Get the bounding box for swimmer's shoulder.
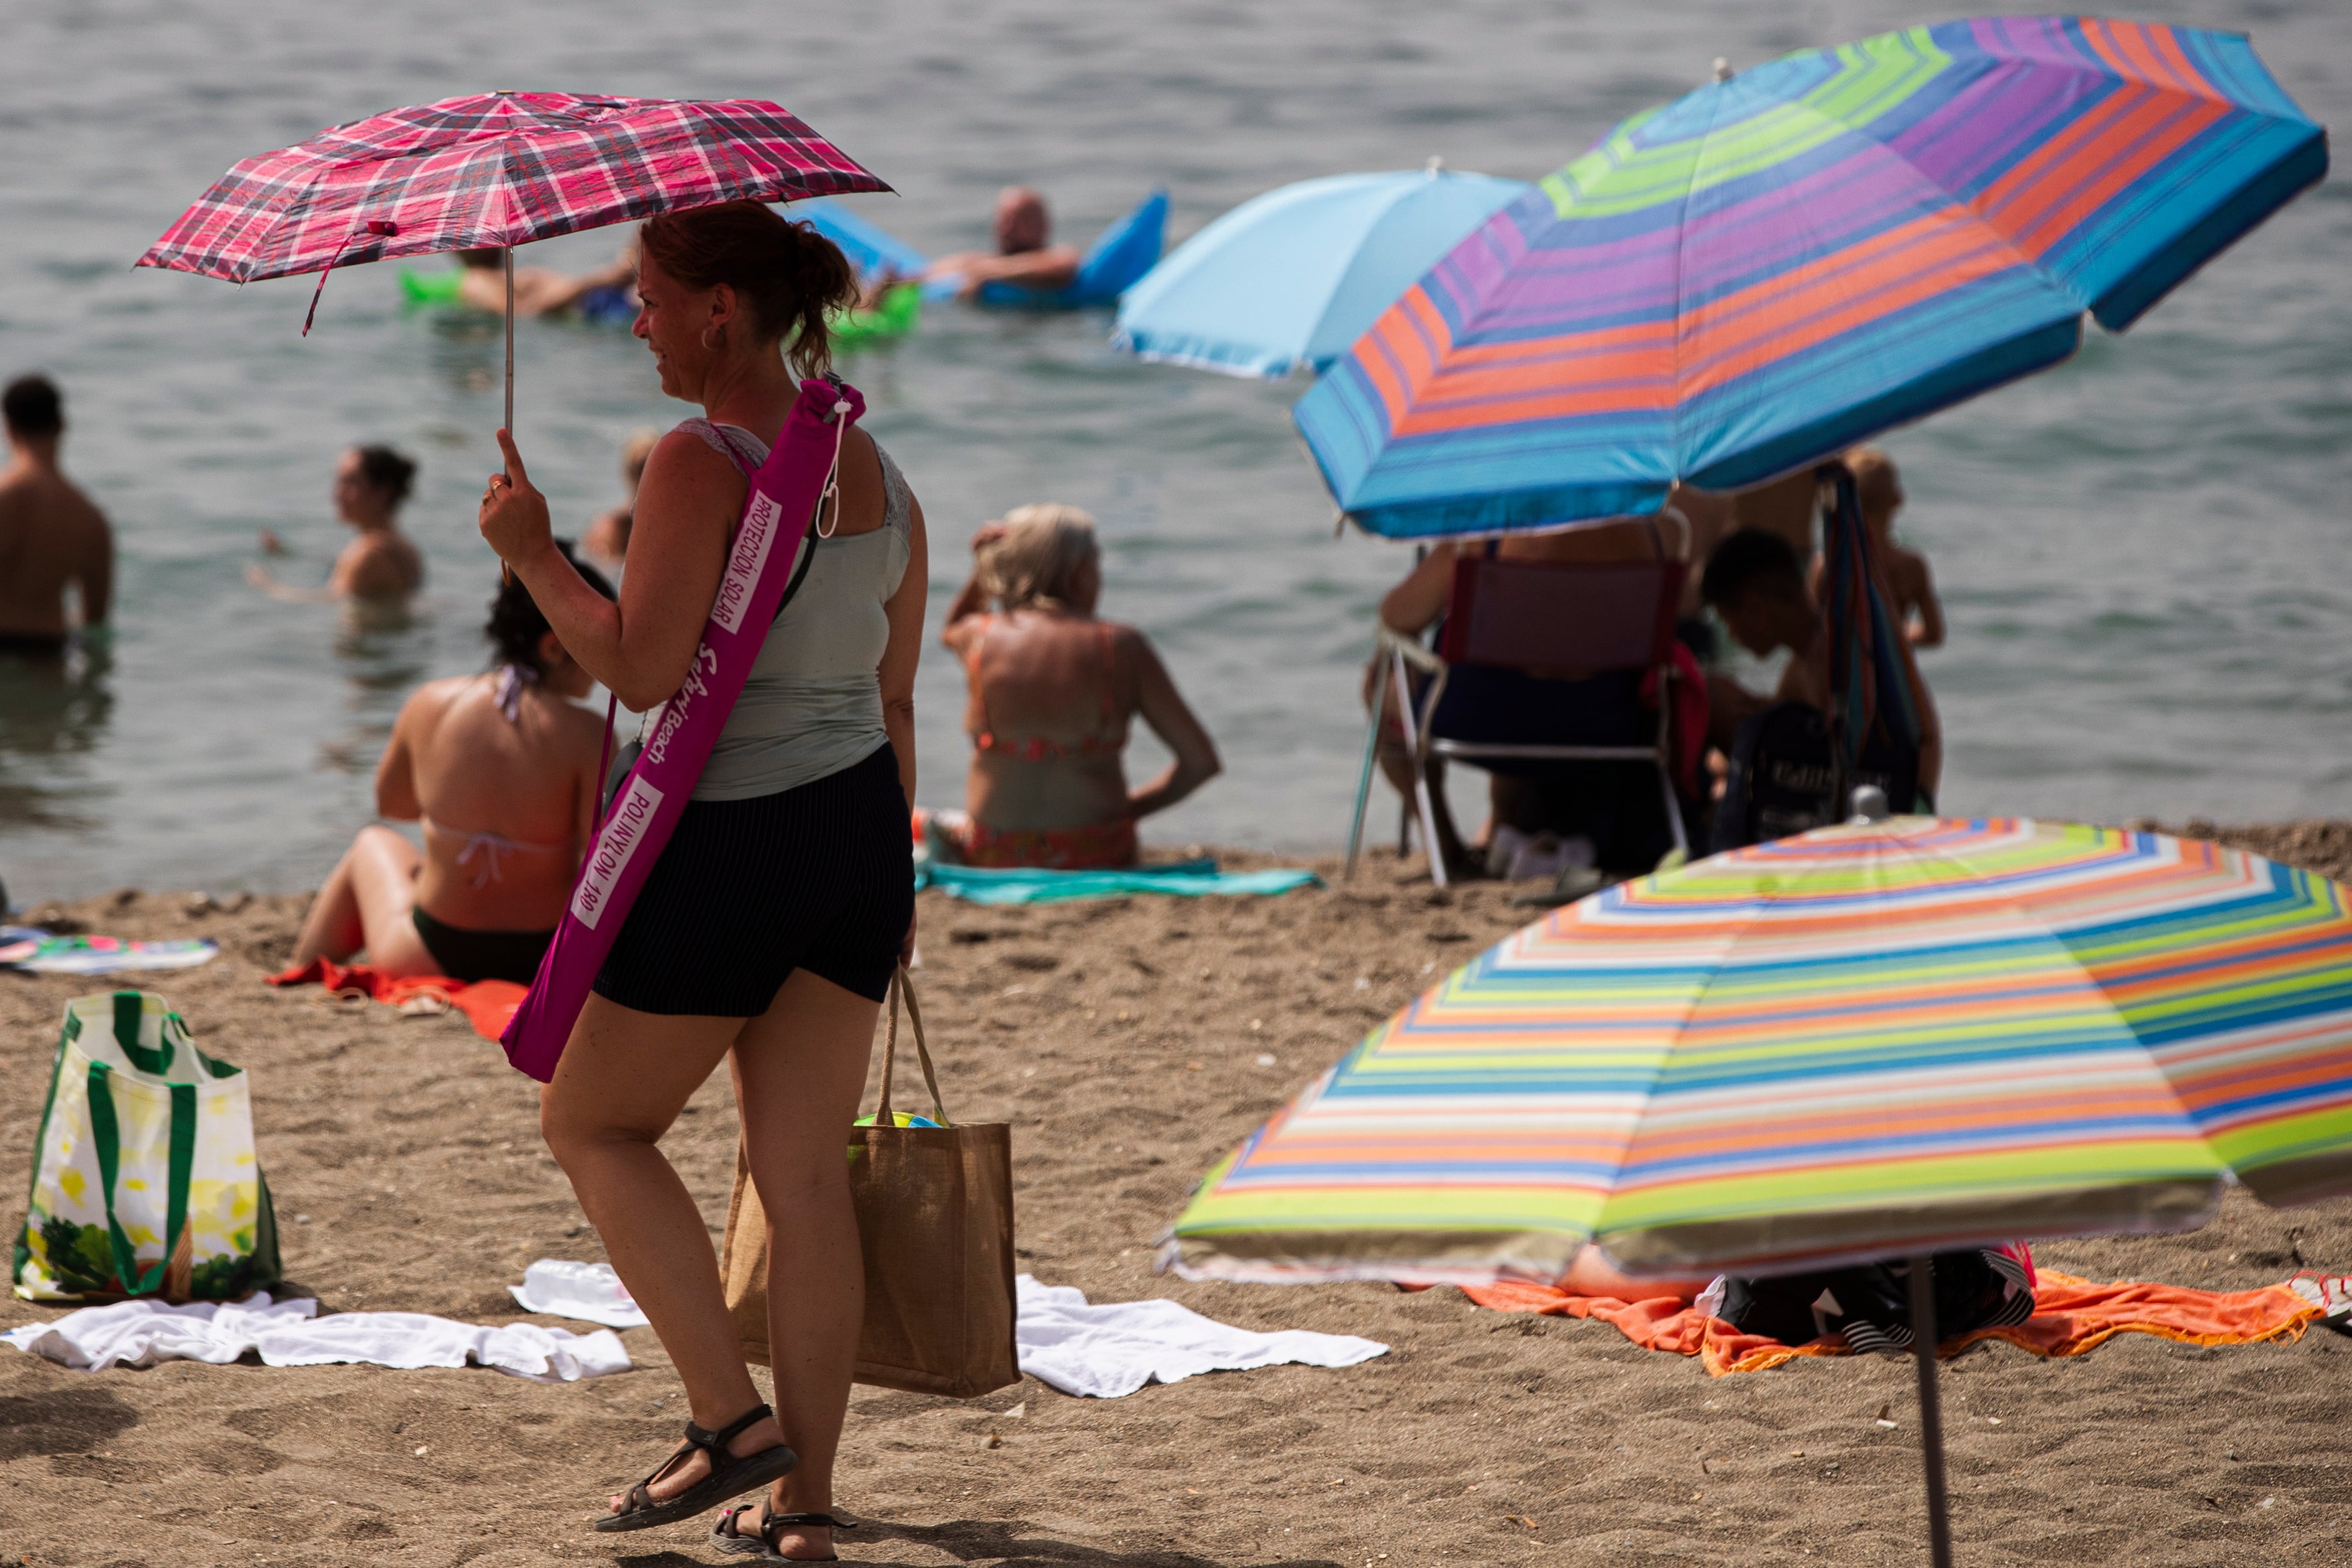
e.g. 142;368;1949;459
408;673;477;712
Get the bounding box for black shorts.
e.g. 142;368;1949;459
410;906;554;986
593;742;912;1017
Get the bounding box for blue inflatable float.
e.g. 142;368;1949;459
796;192;1168;309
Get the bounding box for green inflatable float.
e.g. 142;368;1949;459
396;268;920;352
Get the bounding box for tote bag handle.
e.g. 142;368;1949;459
84;1062;194;1298
872;965;949;1129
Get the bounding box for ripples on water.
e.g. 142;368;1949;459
0;0;2344;899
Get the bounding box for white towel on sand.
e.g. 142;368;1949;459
1;1292;629;1383
1014;1274;1387;1398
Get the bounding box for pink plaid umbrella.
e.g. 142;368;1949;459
137;90;889;430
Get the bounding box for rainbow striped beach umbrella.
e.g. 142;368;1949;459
1164;817;2352;1286
1294;18;2329;538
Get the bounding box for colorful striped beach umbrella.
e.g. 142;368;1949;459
1294;18;2329;538
1164;817;2352;1286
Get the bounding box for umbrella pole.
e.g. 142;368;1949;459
1907;1253;1955;1568
497;248;516;588
503;248;516;439
1344;641;1393;880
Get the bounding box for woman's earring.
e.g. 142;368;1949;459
701;326;723;352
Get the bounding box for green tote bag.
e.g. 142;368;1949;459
13;990;281;1302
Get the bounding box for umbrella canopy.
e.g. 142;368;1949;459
1164;817;2352;1286
1293;18;2328;539
137;91;888;285
1112;167;1528;379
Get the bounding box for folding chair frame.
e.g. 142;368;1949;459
1344;625;1689;887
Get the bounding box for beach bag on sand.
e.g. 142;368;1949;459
1715;1247;2035;1354
13;990;281;1303
1711;701;1926;852
722;968;1018;1397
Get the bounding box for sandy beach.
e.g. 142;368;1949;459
3;824;2350;1567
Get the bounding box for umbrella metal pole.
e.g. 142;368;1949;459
497;248;516;588
503;248;516;438
1908;1253;1955;1568
1344;643;1393;881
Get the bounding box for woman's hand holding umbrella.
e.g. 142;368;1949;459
478;430;554;570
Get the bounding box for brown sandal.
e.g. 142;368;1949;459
710;1503;856;1562
593;1402;797;1533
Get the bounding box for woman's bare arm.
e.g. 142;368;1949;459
1376;542;1460;636
939;520;1006;653
479;428;733;712
374;686;431;821
1905;554;1946;649
1123;629;1220;821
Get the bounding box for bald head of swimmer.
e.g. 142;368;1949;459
993;187;1052;256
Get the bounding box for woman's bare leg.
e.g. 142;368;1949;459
541;996;789;1508
294;826;433;973
1560;1243;1709;1303
729;969;882;1561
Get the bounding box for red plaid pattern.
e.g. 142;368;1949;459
137;92;889;282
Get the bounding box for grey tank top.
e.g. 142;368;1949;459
670;418;913;801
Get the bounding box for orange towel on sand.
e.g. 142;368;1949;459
1457;1271;2321;1376
268;957;526;1044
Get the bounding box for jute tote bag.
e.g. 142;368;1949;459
722;967;1018;1397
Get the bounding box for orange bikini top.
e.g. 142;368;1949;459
964;615;1127;762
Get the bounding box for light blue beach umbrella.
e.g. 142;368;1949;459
1112;167;1529;380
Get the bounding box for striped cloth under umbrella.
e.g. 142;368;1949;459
1294;17;2329;538
1167;818;2352;1283
1165;816;2352;1563
137;92;888;430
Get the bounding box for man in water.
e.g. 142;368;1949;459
922;186;1082;297
455;245;637;318
0;375;113;658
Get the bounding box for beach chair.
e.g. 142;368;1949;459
1345;552;1691;888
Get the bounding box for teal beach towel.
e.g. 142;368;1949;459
913;857;1319;906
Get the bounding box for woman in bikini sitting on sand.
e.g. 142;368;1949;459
927;504;1220;870
291;543;615;984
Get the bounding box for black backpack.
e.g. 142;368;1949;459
1714;1249;2033;1353
1711;701;1926;854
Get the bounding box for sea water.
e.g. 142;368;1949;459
0;0;2345;900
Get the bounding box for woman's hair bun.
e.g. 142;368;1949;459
487;538;615;676
354;444;418;507
638;200;858;378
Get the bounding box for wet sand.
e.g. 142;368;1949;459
3;826;2350;1567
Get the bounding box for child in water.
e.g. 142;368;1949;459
1843;445;1944;649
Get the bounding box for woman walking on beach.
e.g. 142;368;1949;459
477;200;927;1562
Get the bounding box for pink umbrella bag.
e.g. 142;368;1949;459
501;377;866;1081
